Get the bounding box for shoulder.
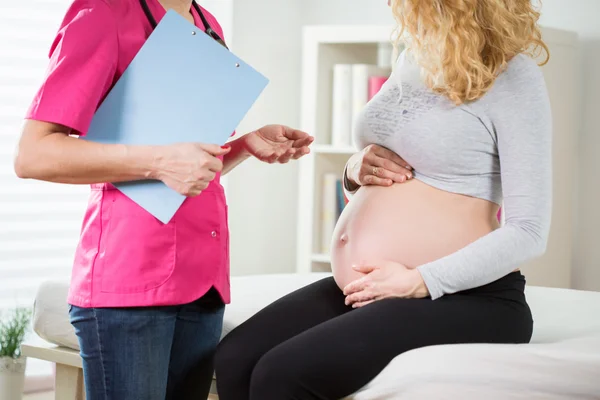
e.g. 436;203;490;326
61;0;117;20
493;53;547;95
483;53;550;112
57;0;118;34
49;0;119;60
199;5;226;40
482;53;552;139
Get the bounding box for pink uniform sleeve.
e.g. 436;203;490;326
25;0;119;135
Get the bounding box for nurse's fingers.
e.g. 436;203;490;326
186;188;204;197
292;136;314;148
201;156;223;173
291;147;310;159
283;127;314;141
196;143;232;156
264;150;283;164
276;149;295;164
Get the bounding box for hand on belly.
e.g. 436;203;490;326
341;261;430;307
329;181;498;291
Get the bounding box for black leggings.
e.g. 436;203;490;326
215;272;533;400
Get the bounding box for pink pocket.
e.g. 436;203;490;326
99;191;177;294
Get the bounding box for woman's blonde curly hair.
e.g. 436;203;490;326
391;0;550;104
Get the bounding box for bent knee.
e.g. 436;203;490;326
214;335;242;378
215;330;269;385
249;347;314;399
249;351;287;396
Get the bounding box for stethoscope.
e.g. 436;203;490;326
139;0;229;50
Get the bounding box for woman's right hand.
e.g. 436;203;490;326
346;144;413;189
153;143;231;197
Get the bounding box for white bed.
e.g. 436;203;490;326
29;273;600;399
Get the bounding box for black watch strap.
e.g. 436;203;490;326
343;165;360;193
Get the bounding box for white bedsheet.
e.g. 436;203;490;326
32;274;600;399
349;336;600;400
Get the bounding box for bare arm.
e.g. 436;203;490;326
14;119;229;197
14;120;158;184
221;135;251;176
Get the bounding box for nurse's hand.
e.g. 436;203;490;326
346;145;412;190
154;143;231;197
244;125;314;163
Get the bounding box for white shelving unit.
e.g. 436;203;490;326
295;24;580;291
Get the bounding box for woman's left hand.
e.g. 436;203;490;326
343;261;430;308
244;125;314;163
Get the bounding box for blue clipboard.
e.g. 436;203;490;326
83;9;269;223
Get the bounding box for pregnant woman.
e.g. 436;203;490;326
215;0;552;399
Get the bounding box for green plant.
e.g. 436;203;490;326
0;308;31;359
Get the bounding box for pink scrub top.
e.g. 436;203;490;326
25;0;231;308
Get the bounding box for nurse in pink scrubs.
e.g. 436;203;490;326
14;0;313;399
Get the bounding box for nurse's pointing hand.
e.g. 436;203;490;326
153;143;231;197
243;125;314;164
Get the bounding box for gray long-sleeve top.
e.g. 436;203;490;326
347;50;553;300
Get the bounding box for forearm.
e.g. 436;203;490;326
15;133;157;184
222;135;251;175
417;222;549;300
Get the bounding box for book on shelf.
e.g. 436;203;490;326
331;64;353;148
368;76;388;100
320;173;350;254
331;63;391;148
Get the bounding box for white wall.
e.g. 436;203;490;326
227;0;303;276
575;41;600;292
227;0;392;277
228;0;600;291
301;0;393;25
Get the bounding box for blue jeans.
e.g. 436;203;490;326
69;287;225;400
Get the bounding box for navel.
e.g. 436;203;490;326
339;233;349;245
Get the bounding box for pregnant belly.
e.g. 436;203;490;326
330;179;500;290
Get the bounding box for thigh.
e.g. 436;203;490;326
214;277;350;396
252;291;533;400
70;305;177;400
167;288;225;400
217;277;349;359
